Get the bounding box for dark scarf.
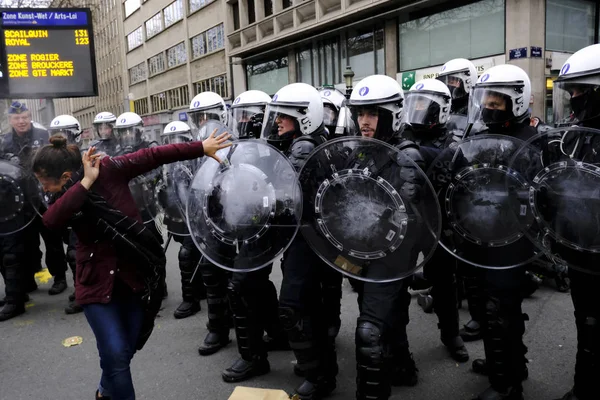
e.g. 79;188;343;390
53;167;166;350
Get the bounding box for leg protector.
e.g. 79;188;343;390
178;244;201;302
279;306;323;382
572;315;599;399
355;320;390;400
2;254;25;304
200;261;230;333
227;278;266;360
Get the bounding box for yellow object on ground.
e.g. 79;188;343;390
62;336;83;347
34;268;53;284
228;386;293;400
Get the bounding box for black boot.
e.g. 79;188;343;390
441;334;469;363
460;319;482;342
222;357;270;383
65;301;84;315
390;349;418;387
0;294;29;307
173;300;200;319
294;376;336;400
198;330;230;356
472;386;523;400
471;359;528;381
0;303;25;321
48;277;67;295
95;389;112;399
417;292;434;313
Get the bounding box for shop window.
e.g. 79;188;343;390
546;0;595;53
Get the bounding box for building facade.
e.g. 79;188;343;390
123;0;229;139
225;0;600;123
47;0;129;144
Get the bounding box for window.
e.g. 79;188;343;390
134;98;149;115
151;92;168;112
124;0;141;18
191;24;225;58
129;62;147;85
148;52;167;76
190;0;214;14
296;38;340;86
233;2;240;30
207;24;225;53
248;0;256;24
164;0;184;28
282;0;291;8
546;0;595;53
264;0;273;17
145;13;163;39
344;26;384;79
194;74;228;98
167;42;187;68
126;26;144;51
167;85;190;109
399;0;505;71
247;56;288;95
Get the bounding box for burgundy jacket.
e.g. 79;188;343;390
43;142;205;305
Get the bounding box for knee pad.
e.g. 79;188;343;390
356;320;384;363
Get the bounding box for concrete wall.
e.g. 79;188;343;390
505;0;546;118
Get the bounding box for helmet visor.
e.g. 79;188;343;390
93;122;115;140
553;78;600;127
188;107;225;131
468;88;514;125
437;73;468;99
232;107;264;139
162;132;192;145
323;104;339;127
48;128;80;145
115;127;142;149
260;105;303;141
403;93;443;127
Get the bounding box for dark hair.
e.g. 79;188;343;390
32;136;82;179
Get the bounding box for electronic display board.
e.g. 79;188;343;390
0;8;98;98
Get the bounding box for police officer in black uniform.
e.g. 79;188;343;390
157;120;205;319
90;111;120;156
402;78;469;363
550;43;600;400
0;102;67;320
261;82;340;400
463;65;538;400
341;74;430;400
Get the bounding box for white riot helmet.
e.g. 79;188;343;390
437;58;478;101
553;43;600;127
93;111;117;140
188;91;228;131
347;74;404;141
115;112;144;151
319;87;346;135
403;79;451;129
260;83;324;144
48;115;82;145
161;121;193;145
230;90;271;139
468;65;531;128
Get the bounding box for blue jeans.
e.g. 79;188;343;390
83;291;144;400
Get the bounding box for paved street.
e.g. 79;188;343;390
0;243;577;400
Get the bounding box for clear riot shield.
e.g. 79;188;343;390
427;134;541;269
129;172;159;224
0;160;42;236
186;138;301;272
299;137;441;283
509;127;600;275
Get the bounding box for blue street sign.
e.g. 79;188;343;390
509;47;528;60
531;46;542;58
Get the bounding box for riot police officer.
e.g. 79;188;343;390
91;112;120;156
221;89;290;383
0;101;53;321
261;82;339;399
158;121;205;319
466;65;538;400
551;43;600;400
187;92;232;355
344;75;424;400
401;78;469;363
